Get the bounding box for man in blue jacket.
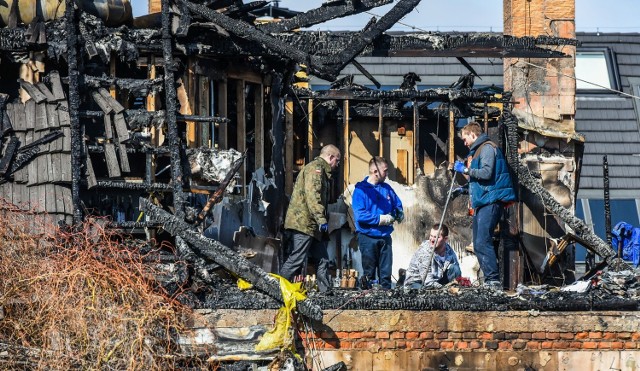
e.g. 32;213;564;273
453;122;516;289
351;156;403;289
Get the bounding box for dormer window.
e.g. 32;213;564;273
575;48;621;92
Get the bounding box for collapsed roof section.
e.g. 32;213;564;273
0;1;576;80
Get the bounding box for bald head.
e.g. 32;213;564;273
320;144;341;170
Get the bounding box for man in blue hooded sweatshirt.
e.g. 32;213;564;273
453;122;516;289
351;156;403;289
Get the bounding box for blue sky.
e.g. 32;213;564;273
131;0;640;32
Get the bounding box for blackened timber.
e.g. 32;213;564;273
256;0;393;33
104;143;122;178
87;145;170;154
81;76;164;97
16;131;64;153
66;0;83;224
298;87;510;102
48;71;66;101
80;109;230;125
271;32;574;59
113;113;130;143
98;88;125;114
350;59;381;89
162;0;186;220
180;0;336;80
95;181;173;191
321;0;422;76
501;112;615;261
0;137;19;177
139;198;323;321
18;80;47;103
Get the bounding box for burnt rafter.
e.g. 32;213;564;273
255;0;393;33
179;0;337;80
319;0;422;74
140;198;323;321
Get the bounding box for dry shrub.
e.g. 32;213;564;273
0;202;193;370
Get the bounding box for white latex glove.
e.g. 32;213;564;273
379;214;394;226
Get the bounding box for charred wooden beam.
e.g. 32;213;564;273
179;0;336;80
501;112;615;261
297;87;511;102
95;181;173;191
256;0;393;33
319;0;422;75
0;137;19;177
6;131;63;177
140;198;323;321
162;0;186;218
350;59;381;89
66;0;83;224
80;76;164;97
18;79;47;103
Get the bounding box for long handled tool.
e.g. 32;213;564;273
420;171;458;284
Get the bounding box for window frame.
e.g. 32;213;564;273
575;47;621;94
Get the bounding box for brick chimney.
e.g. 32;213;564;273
149;0;161;14
503;0;576;133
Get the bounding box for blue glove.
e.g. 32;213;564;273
453;161;467;174
319;223;329;233
394;209;404;223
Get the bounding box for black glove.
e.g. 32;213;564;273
394;209;404;223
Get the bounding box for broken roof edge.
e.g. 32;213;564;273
518;121;586;143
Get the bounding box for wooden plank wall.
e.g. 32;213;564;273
0;71;72;225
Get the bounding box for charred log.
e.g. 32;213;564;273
139;198;323;321
320;0;422;75
256;0;393;33
179;0;335;80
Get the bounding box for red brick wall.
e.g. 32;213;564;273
299;330;640;352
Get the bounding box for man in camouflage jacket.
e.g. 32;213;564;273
280;144;341;291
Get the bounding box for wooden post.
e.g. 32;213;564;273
217;80;228;149
307;98;314;162
285;98;294;195
378;99;383;157
254;84;264;169
109;54;117;98
343;99;350;186
199;76;210;147
236;79;246;195
413;100;419;177
448;105;455;165
483;100;489;133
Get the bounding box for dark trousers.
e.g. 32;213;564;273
472;203;503;283
280;229;331;292
358;233;393;289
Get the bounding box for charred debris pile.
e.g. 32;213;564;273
0;0;626;318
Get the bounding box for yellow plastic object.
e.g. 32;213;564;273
255;274;306;352
237;277;253;291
